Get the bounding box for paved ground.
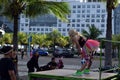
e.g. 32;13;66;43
0;54;119;80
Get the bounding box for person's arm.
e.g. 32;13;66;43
72;36;81;54
8;59;17;80
8;70;16;80
34;59;40;71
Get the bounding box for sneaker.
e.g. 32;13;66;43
83;69;90;74
73;70;83;76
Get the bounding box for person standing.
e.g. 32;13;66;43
68;29;100;75
21;49;24;59
27;51;40;73
0;46;16;80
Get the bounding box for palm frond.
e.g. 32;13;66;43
25;1;70;22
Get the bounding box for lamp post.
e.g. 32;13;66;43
27;26;32;58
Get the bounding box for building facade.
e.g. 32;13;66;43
19;0;114;38
114;4;120;35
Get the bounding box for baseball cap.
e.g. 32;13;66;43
0;46;13;54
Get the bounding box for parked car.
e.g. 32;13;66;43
32;49;49;56
95;48;105;56
53;48;74;58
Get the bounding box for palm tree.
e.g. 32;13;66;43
0;0;70;51
81;25;102;40
105;0;119;67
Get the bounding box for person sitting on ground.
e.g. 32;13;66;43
27;51;40;73
57;56;64;69
39;57;57;71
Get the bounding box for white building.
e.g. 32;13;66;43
20;0;114;38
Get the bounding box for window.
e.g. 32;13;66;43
67;28;70;31
82;15;85;18
91;14;95;18
25;23;28;26
101;24;105;27
72;10;76;13
29;28;32;31
37;28;40;31
67;24;70;27
97;9;100;13
82;10;85;13
63;28;66;31
101;29;104;32
87;10;90;13
21;23;24;26
102;9;105;13
96;19;100;22
72;24;75;27
45;28;48;31
77;19;80;22
78;5;81;8
82;5;85;8
101;14;105;18
72;19;75;22
77;10;81;13
58;28;61;31
21;28;24;31
86;19;90;22
77;29;80;32
33;28;35;31
62;33;66;36
58;24;61;27
41;28;44;31
77;24;80;27
101;19;105;22
77;14;80;18
49;28;52;31
86;24;90;27
97;5;100;8
86;15;90;18
81;24;85;27
68;15;71;18
92;5;95;8
87;5;90;8
91;19;95;22
68;19;71;23
25;19;28;22
73;5;76;8
96;14;100;18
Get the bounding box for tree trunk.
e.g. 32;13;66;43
13;14;19;77
13;15;18;51
105;0;112;67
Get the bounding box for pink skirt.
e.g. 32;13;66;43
81;39;100;58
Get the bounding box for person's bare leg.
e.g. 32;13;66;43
80;62;87;71
86;59;92;69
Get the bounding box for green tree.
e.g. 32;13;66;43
48;29;62;46
2;33;12;44
18;32;27;45
81;25;102;40
48;29;62;53
0;0;70;51
57;36;69;47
